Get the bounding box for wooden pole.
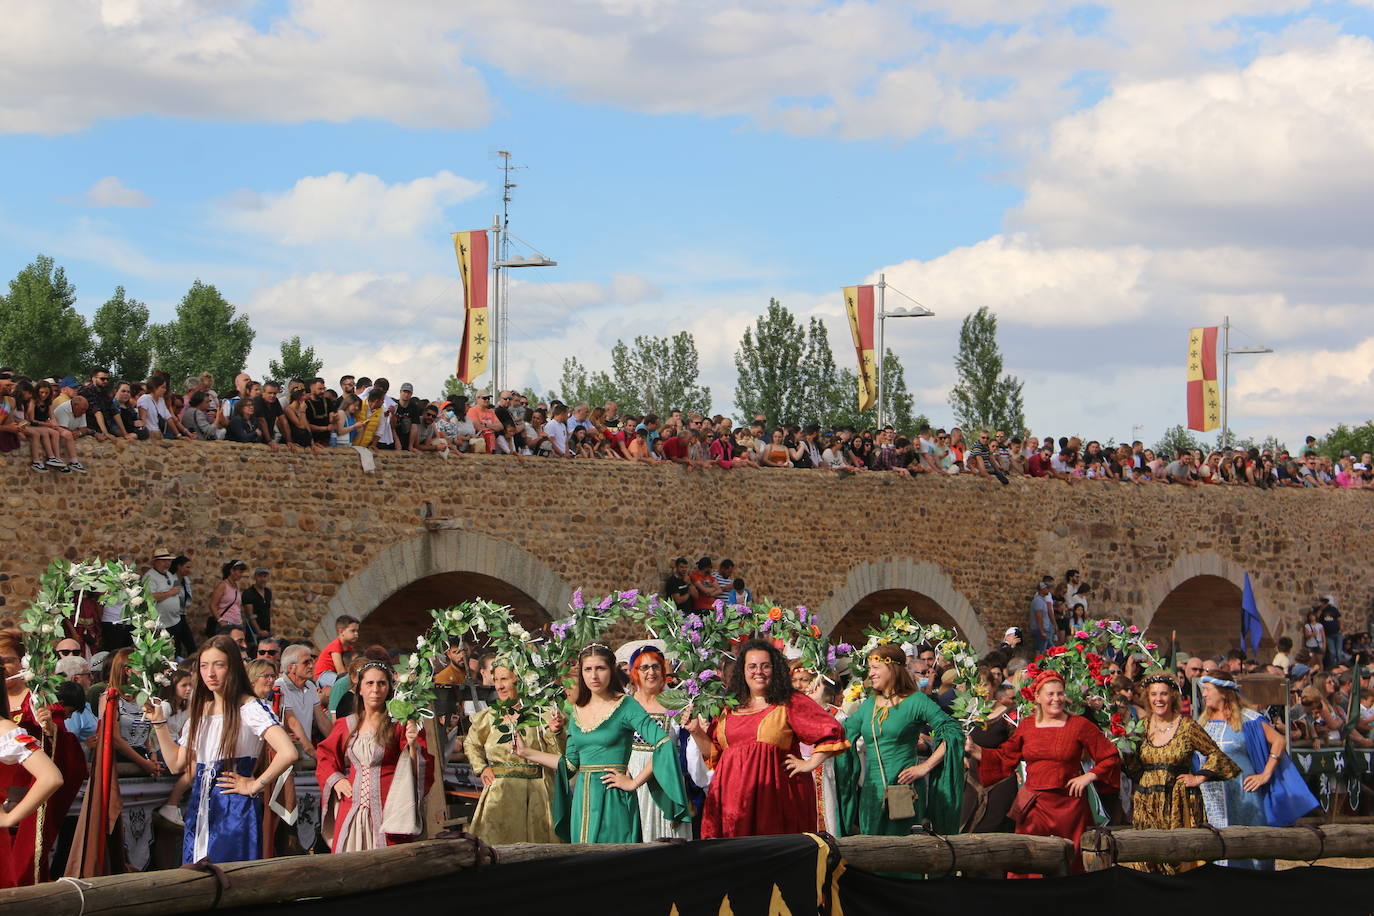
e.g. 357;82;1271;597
6;826;1373;915
1085;825;1374;867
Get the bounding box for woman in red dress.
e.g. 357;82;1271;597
966;670;1120;874
316;661;434;852
0;629;88;886
686;639;849;838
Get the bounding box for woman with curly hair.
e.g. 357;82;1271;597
685;639;849;838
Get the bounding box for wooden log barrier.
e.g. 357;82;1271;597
1084;825;1374;868
3;826;1371;914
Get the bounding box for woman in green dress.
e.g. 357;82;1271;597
515;644;689;843
838;644;965;835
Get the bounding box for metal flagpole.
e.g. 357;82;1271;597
490;215;501;393
1221;316;1229;450
876;273;886;427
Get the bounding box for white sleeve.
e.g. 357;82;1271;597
0;726;36;766
176;717;191;747
242;699;283;738
685;734;712;787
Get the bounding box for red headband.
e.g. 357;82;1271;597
1031;669;1064;696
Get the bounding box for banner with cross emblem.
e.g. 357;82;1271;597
453;229;490;383
1186;326;1220;432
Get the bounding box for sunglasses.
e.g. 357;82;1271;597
258;649;279;657
58;648;83;657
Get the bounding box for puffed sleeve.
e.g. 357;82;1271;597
241;698;283;738
0;725;37;766
1075;716;1122;793
464;708;493;772
785;692;849;756
1184;718;1240;782
979;719;1028;785
621;698;691;825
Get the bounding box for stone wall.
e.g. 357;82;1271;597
0;440;1370;656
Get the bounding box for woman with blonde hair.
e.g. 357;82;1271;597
1120;673;1238;873
1198;674;1317;869
966;670;1120;875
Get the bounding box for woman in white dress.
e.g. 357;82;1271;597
626;646;693;841
146;635;297;863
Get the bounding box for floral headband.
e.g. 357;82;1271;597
1141;672;1178;690
867;653;900;667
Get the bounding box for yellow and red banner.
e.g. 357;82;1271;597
844;285;878;412
1187;326;1220;431
453;229;489;383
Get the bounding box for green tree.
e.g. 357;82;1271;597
1317;421;1374;460
733;298;805;425
948;306;1024;435
147;280;254;390
0;254;91;376
89;286;151;381
441;375;478;402
829;349;929;435
267;335;323;383
797;317;846;428
608;332;711;417
1153;424;1203;457
555;355;619;409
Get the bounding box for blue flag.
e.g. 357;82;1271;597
1241;572;1263;657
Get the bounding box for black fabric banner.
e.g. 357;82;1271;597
839;862;1371;916
230;836;1364;916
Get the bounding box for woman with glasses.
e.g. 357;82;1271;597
625;646;693;840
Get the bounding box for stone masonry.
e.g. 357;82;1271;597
0;440;1370;656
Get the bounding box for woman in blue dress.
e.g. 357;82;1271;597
147;634;298;863
1197;674;1316;870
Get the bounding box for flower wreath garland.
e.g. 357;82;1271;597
388;599;527;723
851;609;983;725
20;559;174;707
1017;620;1166;752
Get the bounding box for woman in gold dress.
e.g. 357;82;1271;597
1122;673;1239;873
464;662;563;844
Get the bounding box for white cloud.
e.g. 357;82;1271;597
224;171;484;246
83;176;152;208
1015;37;1374;248
0;0;491;134
2;0;1344;143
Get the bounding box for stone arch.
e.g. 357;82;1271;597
314;530;575;649
817;558;989;653
1137;552;1278;657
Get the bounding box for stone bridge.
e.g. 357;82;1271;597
1;443;1370;659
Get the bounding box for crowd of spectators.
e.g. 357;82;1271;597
2;366;1370;488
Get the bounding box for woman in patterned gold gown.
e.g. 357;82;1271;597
1121;673;1239;874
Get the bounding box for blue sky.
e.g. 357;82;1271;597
3;1;1373;448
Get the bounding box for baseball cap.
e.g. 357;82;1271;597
400;383;414;393
59;376;78;388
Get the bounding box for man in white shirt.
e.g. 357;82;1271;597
143;551;185;632
545;403;571;457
